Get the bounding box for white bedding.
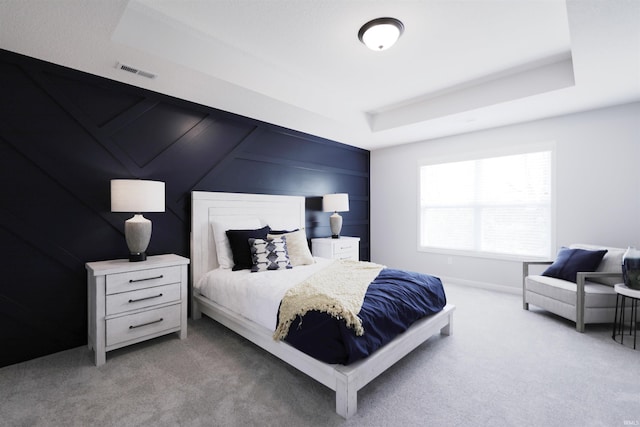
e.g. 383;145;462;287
195;257;335;331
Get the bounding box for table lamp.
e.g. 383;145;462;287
323;193;349;238
111;179;165;261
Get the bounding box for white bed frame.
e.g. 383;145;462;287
190;191;455;418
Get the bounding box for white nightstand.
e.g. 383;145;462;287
86;254;190;366
311;236;360;261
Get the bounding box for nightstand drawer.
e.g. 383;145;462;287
106;304;181;347
335;248;358;260
106;283;181;316
106;266;181;294
334;242;357;255
311;236;360;261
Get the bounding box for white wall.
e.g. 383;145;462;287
370;102;640;292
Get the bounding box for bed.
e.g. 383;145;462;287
190;191;455;418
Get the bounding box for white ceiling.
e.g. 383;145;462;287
1;0;639;150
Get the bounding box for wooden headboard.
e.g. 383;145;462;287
190;191;306;286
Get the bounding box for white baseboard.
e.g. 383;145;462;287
439;275;521;296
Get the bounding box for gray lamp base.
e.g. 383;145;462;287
125;214;152;262
330;212;343;239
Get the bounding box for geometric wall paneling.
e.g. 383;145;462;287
111;102;208;168
42;72;145;129
0;151;89;367
1;67;131;213
245;126;369;172
0;48;369;367
189;125;264;192
0;227;85;366
160;118;255;208
0;131;120;267
214;152;368;199
0;224;85;340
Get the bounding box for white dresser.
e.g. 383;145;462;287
86;254;190;366
311;236;360;261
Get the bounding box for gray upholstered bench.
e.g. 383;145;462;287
523;244;625;332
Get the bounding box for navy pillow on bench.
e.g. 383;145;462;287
542;247;607;283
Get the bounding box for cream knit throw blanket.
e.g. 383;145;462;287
273;259;384;341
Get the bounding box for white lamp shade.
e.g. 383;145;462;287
323;193;349;213
111;179;165;213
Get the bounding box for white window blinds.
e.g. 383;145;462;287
419;149;553;259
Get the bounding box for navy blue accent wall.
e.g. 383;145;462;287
0;49;370;368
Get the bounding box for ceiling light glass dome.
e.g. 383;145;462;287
358;18;404;51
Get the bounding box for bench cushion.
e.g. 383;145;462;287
526;275;617;308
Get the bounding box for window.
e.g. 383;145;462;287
419;146;554;259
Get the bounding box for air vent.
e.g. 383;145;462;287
115;62;157;79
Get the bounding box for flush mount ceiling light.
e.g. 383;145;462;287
358;17;404;51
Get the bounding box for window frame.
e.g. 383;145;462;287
417;142;556;261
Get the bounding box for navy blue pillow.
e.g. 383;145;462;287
542;247;607;283
268;228;299;235
226;226;270;271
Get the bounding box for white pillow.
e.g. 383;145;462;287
268;228;314;267
212;218;261;269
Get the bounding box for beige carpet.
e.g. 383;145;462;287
1;283;639;426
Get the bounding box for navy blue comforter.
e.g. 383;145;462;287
280;268;447;365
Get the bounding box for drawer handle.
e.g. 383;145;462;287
129;318;163;329
129;275;164;283
128;293;163;303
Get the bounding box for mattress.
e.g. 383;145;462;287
196;257;447;365
195;257;334;331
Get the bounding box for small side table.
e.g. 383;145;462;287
86;254;190;366
612;283;640;350
311;236;360;261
